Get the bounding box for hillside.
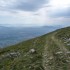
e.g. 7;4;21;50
0;27;70;70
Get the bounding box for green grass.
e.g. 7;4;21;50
0;26;70;70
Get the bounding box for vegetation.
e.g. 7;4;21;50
0;26;70;70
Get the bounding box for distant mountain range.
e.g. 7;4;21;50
0;26;61;47
0;26;70;70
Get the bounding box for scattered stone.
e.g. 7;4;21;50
46;61;49;63
29;66;32;69
65;38;70;42
30;56;33;59
1;52;20;59
68;38;70;41
29;49;36;53
66;52;70;54
67;43;70;46
66;60;70;63
49;56;53;60
56;52;63;54
64;41;67;44
44;55;47;57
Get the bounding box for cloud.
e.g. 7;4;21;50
49;7;70;18
13;0;48;11
48;0;70;17
0;0;48;11
0;0;70;27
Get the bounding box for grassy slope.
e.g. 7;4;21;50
0;27;70;70
43;27;70;70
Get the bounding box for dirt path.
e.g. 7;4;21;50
51;33;68;54
43;33;70;70
43;35;54;70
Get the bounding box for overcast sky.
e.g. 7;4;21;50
0;0;70;27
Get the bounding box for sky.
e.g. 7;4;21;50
0;0;70;27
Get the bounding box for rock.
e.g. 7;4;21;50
66;52;70;54
67;43;70;46
29;49;36;53
49;56;53;60
1;52;20;59
56;52;63;54
44;55;47;57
